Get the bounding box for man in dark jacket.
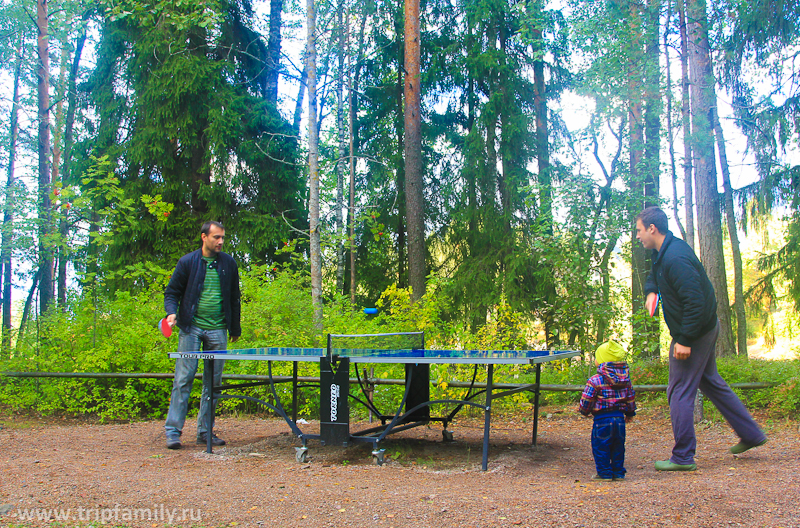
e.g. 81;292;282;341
163;221;241;449
636;207;766;471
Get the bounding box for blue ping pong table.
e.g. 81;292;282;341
169;333;579;470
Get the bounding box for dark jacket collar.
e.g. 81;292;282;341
653;230;675;266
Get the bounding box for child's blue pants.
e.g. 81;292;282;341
591;411;626;479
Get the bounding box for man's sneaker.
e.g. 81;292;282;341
591;474;613;481
654;460;696;471
166;437;182;450
196;433;226;446
730;437;767;455
612;476;625;481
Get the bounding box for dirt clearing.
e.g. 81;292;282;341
0;408;797;527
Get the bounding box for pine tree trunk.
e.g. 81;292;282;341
307;0;322;327
665;0;688;240
52;43;69;309
628;0;649;356
37;0;54;314
686;0;736;357
348;12;366;306
16;270;41;349
335;0;346;296
404;0;425;302
2;38;23;354
395;13;407;289
642;0;662;356
714;110;747;358
532;2;557;346
58;19;88;308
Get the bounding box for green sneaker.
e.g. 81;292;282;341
730;438;767;454
591;474;613;481
654;460;697;471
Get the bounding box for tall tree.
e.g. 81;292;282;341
83;0;305;288
37;0;55;314
713;110;747;357
2;36;23;352
718;0;800;311
677;0;695;249
404;0;425;302
307;0;323;325
686;0;735;356
57;12;89;306
664;0;687;241
265;0;284;104
625;0;661;357
335;0;347;296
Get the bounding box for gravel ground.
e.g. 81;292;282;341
0;408;797;528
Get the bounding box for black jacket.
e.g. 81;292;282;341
164;249;242;337
644;230;717;346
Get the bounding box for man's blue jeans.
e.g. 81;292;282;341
164;326;227;439
591;411;626;479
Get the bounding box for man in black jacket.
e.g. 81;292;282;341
163;221;241;449
636;207;766;471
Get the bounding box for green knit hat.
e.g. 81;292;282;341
595;340;626;363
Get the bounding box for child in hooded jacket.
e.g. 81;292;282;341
578;340;636;481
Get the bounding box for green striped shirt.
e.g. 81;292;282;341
193;256;226;330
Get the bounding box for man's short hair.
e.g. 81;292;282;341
636;207;669;235
201;221;224;236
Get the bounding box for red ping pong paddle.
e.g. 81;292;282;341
159;318;173;337
646;294;660;317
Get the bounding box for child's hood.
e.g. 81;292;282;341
596;362;630;387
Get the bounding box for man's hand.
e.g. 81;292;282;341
230;335;240;343
645;292;658;316
674;343;691;360
166;314;176;326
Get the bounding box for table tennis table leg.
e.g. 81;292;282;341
532;362;541;446
291;361;299;423
204;359;214;454
481;364;494;471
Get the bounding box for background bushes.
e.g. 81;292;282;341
1;270;798;422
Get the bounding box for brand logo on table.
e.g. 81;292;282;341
330;383;340;421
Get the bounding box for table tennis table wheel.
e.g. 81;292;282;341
442;430;454;443
295;446;309;463
371;449;385;466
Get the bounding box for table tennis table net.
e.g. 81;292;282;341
327;332;424;353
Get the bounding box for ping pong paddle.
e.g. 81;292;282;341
646;294;660;317
159;318;173;337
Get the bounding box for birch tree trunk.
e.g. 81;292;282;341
293;54;307;134
678;0;695;250
307;0;323;327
